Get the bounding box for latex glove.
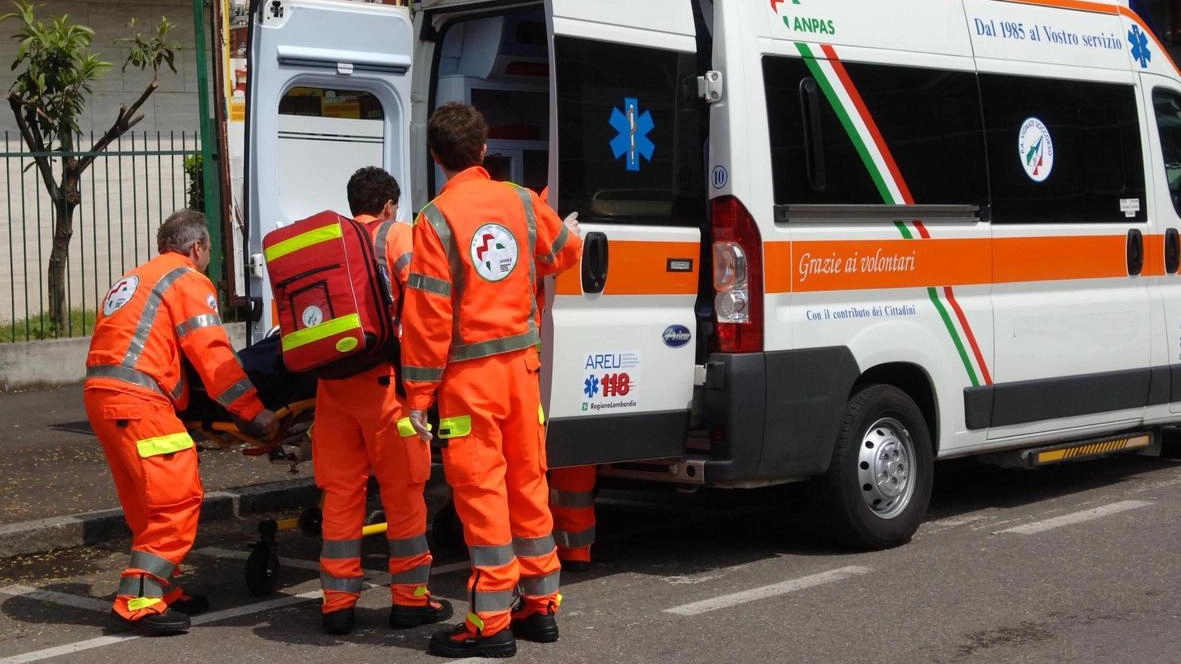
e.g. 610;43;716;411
409;409;433;442
563;211;581;237
239;408;279;439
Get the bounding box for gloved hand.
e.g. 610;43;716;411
238;408;279;439
563;211;581;237
409;409;433;442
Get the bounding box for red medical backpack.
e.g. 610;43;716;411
263;210;397;379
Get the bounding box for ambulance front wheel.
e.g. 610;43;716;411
817;383;933;551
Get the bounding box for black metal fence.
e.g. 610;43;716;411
1;131;202;342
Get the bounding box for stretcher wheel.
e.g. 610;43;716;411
245;519;281;596
429;499;465;554
298;506;322;537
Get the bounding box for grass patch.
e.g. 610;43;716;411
0;310;98;343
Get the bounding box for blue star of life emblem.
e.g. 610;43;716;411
609;97;655;172
583;375;600;399
1129;25;1151;69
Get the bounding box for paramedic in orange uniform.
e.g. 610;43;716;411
401;102;582;658
313;166;452;635
84;210;279;635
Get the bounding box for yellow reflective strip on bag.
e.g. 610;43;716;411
127;596;163;611
135;432;195;458
413;585;428;597
281;314;362;352
264;223;343;262
538;405;545;425
438;415;472;439
397;417;416;438
467;612;485;631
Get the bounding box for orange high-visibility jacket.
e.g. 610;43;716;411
86;252;264;421
401;167;582;410
357;213;413;312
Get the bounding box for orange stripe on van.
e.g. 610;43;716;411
554;241;699;296
1144;233;1166;277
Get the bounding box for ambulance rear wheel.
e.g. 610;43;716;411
818;383;933;551
245;543;281;596
429;499;465;554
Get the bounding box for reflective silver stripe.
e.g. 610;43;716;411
554;525;596;549
513;534;556;559
472;588;515;613
540;225;569;265
389;562;431;586
213;375;255;408
519;571;560;597
509;184;540;346
393;251;412;276
320;538;363;560
122;266;191;367
402;365;444;382
469;543;515;568
550;489;595;509
375;220;395;260
175;313;222;338
319;572;363;594
388;534;429;559
117;575;167;598
450;328;541;362
170;374;185;401
421;203;467;349
85;365;165;396
129;550;176;579
407;272;451;297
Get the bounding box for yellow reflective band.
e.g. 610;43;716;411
281;314;362;352
538;405;545;425
135;432;195;458
127;596;163;611
397;417;416;438
438;415;472;439
264;223;342;262
467;612;485;631
414;585;429;597
555;592;563;608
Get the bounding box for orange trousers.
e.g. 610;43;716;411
312;363;434;613
438;347;560;636
549;465;597;563
84;386;202;621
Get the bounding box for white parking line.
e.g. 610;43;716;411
664;566;872;616
997;500;1154;535
0;585;111;613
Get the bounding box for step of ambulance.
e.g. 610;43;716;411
599;456;708;486
987;432;1155;469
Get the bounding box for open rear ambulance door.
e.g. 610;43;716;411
245;0;413;341
541;0;706;467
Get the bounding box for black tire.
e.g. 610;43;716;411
428;499;465;554
245;544;281;596
816;383;933;550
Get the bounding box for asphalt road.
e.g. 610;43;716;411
1;451;1179;664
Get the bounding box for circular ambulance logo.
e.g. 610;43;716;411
470;223;519;282
301;305;324;328
1018;117;1054;183
206;294;218;312
102;276;139;317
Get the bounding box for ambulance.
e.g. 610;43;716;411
244;0;1181;550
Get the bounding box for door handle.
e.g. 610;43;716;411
581;232;609;294
1127;228;1144;276
1167;228;1180;274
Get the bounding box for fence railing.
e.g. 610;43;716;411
0;131;202;342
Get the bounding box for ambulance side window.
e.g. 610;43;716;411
762;56;987;208
1152;89;1181;217
553;37;705;227
979;75;1145;224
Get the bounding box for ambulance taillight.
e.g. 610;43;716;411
711;196;763;353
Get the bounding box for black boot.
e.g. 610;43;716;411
510;610;559;643
109;608;191;636
322;607;355;635
390;598;454;629
427;623;516;658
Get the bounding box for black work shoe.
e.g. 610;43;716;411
510;611;559;643
427;623;516;658
169;593;209;616
560;559;591;573
109;608;191;636
322;607;355;635
390;598;454;629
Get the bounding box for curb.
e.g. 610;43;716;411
0;477;319;559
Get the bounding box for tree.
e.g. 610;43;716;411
2;0;179;333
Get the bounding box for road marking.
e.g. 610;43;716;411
997;500;1154;535
0;589;320;664
663;566;871;616
0;585;111;613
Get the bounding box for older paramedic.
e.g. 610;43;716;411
84;210;278;635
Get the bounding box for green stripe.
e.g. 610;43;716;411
795;42;893;204
136;432;195;458
281;313;362;352
265;223;342;262
927;287;979;387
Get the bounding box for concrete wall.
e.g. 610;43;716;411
0;0;201;136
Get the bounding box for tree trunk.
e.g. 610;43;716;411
47;164;81;334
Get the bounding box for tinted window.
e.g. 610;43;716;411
979;75;1145;224
1153;88;1181;217
554;37;705;227
763;55;987;207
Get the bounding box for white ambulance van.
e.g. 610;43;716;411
245;0;1181;549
